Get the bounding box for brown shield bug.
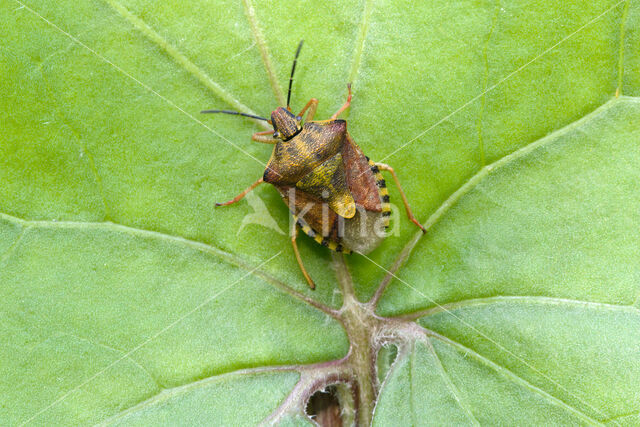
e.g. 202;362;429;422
202;41;425;289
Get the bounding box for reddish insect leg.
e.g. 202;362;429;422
216;177;263;207
374;163;426;233
297;98;319;122
291;225;316;289
330;83;352;120
252;130;279;144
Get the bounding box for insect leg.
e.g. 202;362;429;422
374;163;426;233
252;130;279;144
297;98;319;122
330;83;352;120
291;223;316;289
215;177;263;207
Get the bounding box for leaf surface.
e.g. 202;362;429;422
1;0;638;424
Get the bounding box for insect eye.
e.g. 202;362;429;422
273;131;280;138
296;116;302;121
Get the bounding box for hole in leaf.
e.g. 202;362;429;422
376;343;398;385
306;384;346;427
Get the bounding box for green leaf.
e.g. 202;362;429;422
373;98;640;424
106;371;301;425
378;99;640;315
1;0;639;424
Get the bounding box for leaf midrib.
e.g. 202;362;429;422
0;212;336;317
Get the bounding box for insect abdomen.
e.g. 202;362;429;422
293;160;391;255
294;214;350;253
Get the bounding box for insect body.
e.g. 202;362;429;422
203;41;425;289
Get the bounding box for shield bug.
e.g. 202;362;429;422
202;41;425;289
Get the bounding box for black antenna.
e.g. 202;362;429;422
200;109;269;121
287;40;304;110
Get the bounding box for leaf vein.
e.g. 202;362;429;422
401;296;640;320
241;0;285;106
427;331;604;425
18;251;284;425
104;362;351;426
348;0;374;85
102;0;261;118
616;0;631;95
0;226;28;266
409;341;418;427
0;212;338;319
476;1;500;168
372;96;636;305
426;338;480;426
14;0;271;169
603;409;640;423
379;0;628;163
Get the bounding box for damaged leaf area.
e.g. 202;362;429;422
1;0;639;425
